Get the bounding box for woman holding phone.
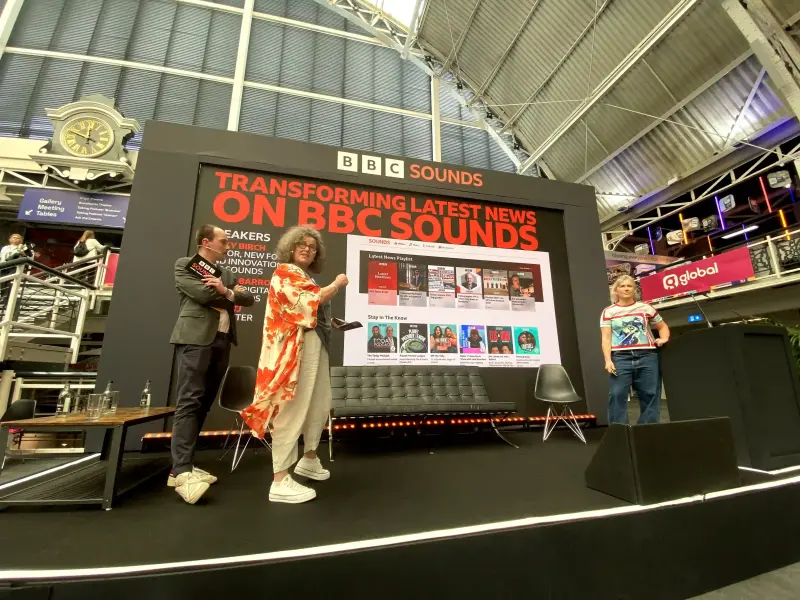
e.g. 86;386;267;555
241;226;348;504
600;275;669;425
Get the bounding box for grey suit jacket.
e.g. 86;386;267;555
169;257;255;346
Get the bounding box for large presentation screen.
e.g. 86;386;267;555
190;164;572;370
344;235;559;368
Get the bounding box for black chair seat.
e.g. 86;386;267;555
535;364;583;404
535;390;581;404
217;366;256;412
534;364;587;443
1;399;36;423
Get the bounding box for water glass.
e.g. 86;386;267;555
87;394;104;420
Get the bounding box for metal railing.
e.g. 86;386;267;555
0;256;99;364
645;226;800;308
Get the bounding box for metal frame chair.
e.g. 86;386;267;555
217;366;270;471
1;399;37;469
534;364;586;443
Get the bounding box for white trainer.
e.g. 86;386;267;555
167;467;218;488
269;474;317;504
294;457;331;481
174;471;210;505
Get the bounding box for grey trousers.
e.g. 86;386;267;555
171;334;231;476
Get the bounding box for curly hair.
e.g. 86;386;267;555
274;226;326;274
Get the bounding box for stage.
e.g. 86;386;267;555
2;428;800;599
1;429;621;568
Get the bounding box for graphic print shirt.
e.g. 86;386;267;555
600;302;663;351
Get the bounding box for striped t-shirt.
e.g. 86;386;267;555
600;302;662;351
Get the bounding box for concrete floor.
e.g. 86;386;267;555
690;562;800;599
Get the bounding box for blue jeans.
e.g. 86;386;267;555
608;349;661;425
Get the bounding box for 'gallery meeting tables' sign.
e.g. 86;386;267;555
18;189;129;229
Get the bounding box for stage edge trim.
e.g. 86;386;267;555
2;473;800;582
0;454;100;492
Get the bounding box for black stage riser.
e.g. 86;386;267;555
585;418;741;504
5;481;800;600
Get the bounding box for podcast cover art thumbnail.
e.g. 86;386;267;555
367;261;398;306
398;262;427;308
459;325;487;354
513;327;540;355
486;326;514;354
428;265;456;308
429;324;458;354
399;323;428;353
367;322;398;353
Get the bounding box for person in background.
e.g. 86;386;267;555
601;275;670;425
168;224;254;504
0;234;35;311
72;230;104;262
0;234;32;262
241;226;348;505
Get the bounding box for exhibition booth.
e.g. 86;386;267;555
2;122;800;600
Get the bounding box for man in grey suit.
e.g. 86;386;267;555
169;224;254;504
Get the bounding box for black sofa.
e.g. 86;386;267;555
328;365;517;457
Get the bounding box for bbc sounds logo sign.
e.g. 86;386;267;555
639;246;755;301
337;151;484;188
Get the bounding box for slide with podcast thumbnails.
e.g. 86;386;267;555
343;235;560;368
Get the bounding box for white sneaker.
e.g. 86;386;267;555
294;457;330;481
174;471;210;505
269;474;316;504
167;467;218;488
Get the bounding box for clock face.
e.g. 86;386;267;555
59;117;115;158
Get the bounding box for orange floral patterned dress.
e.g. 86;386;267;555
241;263;320;438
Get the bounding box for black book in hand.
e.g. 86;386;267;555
332;318;362;331
185;254;222;279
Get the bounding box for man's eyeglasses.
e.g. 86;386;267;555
295;241;317;254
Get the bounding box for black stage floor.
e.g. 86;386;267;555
1;428;628;570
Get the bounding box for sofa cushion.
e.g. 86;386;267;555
330;366;516;418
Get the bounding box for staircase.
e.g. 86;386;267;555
0;252;111;365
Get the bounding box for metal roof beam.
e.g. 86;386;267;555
576;52;751;183
724;0;800;120
0;0;24;60
517;0;700;174
439;0;483;75
601;119;800;233
473;0;542;98
500;0;611;134
402;0;425;58
227;0;254;131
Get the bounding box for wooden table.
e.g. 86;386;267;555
0;407;175;510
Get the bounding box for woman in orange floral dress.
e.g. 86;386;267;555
241;226;348;504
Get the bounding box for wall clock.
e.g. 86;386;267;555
59;116;116;158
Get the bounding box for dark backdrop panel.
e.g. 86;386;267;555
93;149;199;450
97;121;609;447
188;165;583;426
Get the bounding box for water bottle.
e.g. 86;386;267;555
140;380;151;408
102;380;114;412
56;382;74;415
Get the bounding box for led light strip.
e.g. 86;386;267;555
0;454;100;492
142;415;597;436
2;472;798;581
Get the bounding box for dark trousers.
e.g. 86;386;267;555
608;349;661;425
171;333;231;476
